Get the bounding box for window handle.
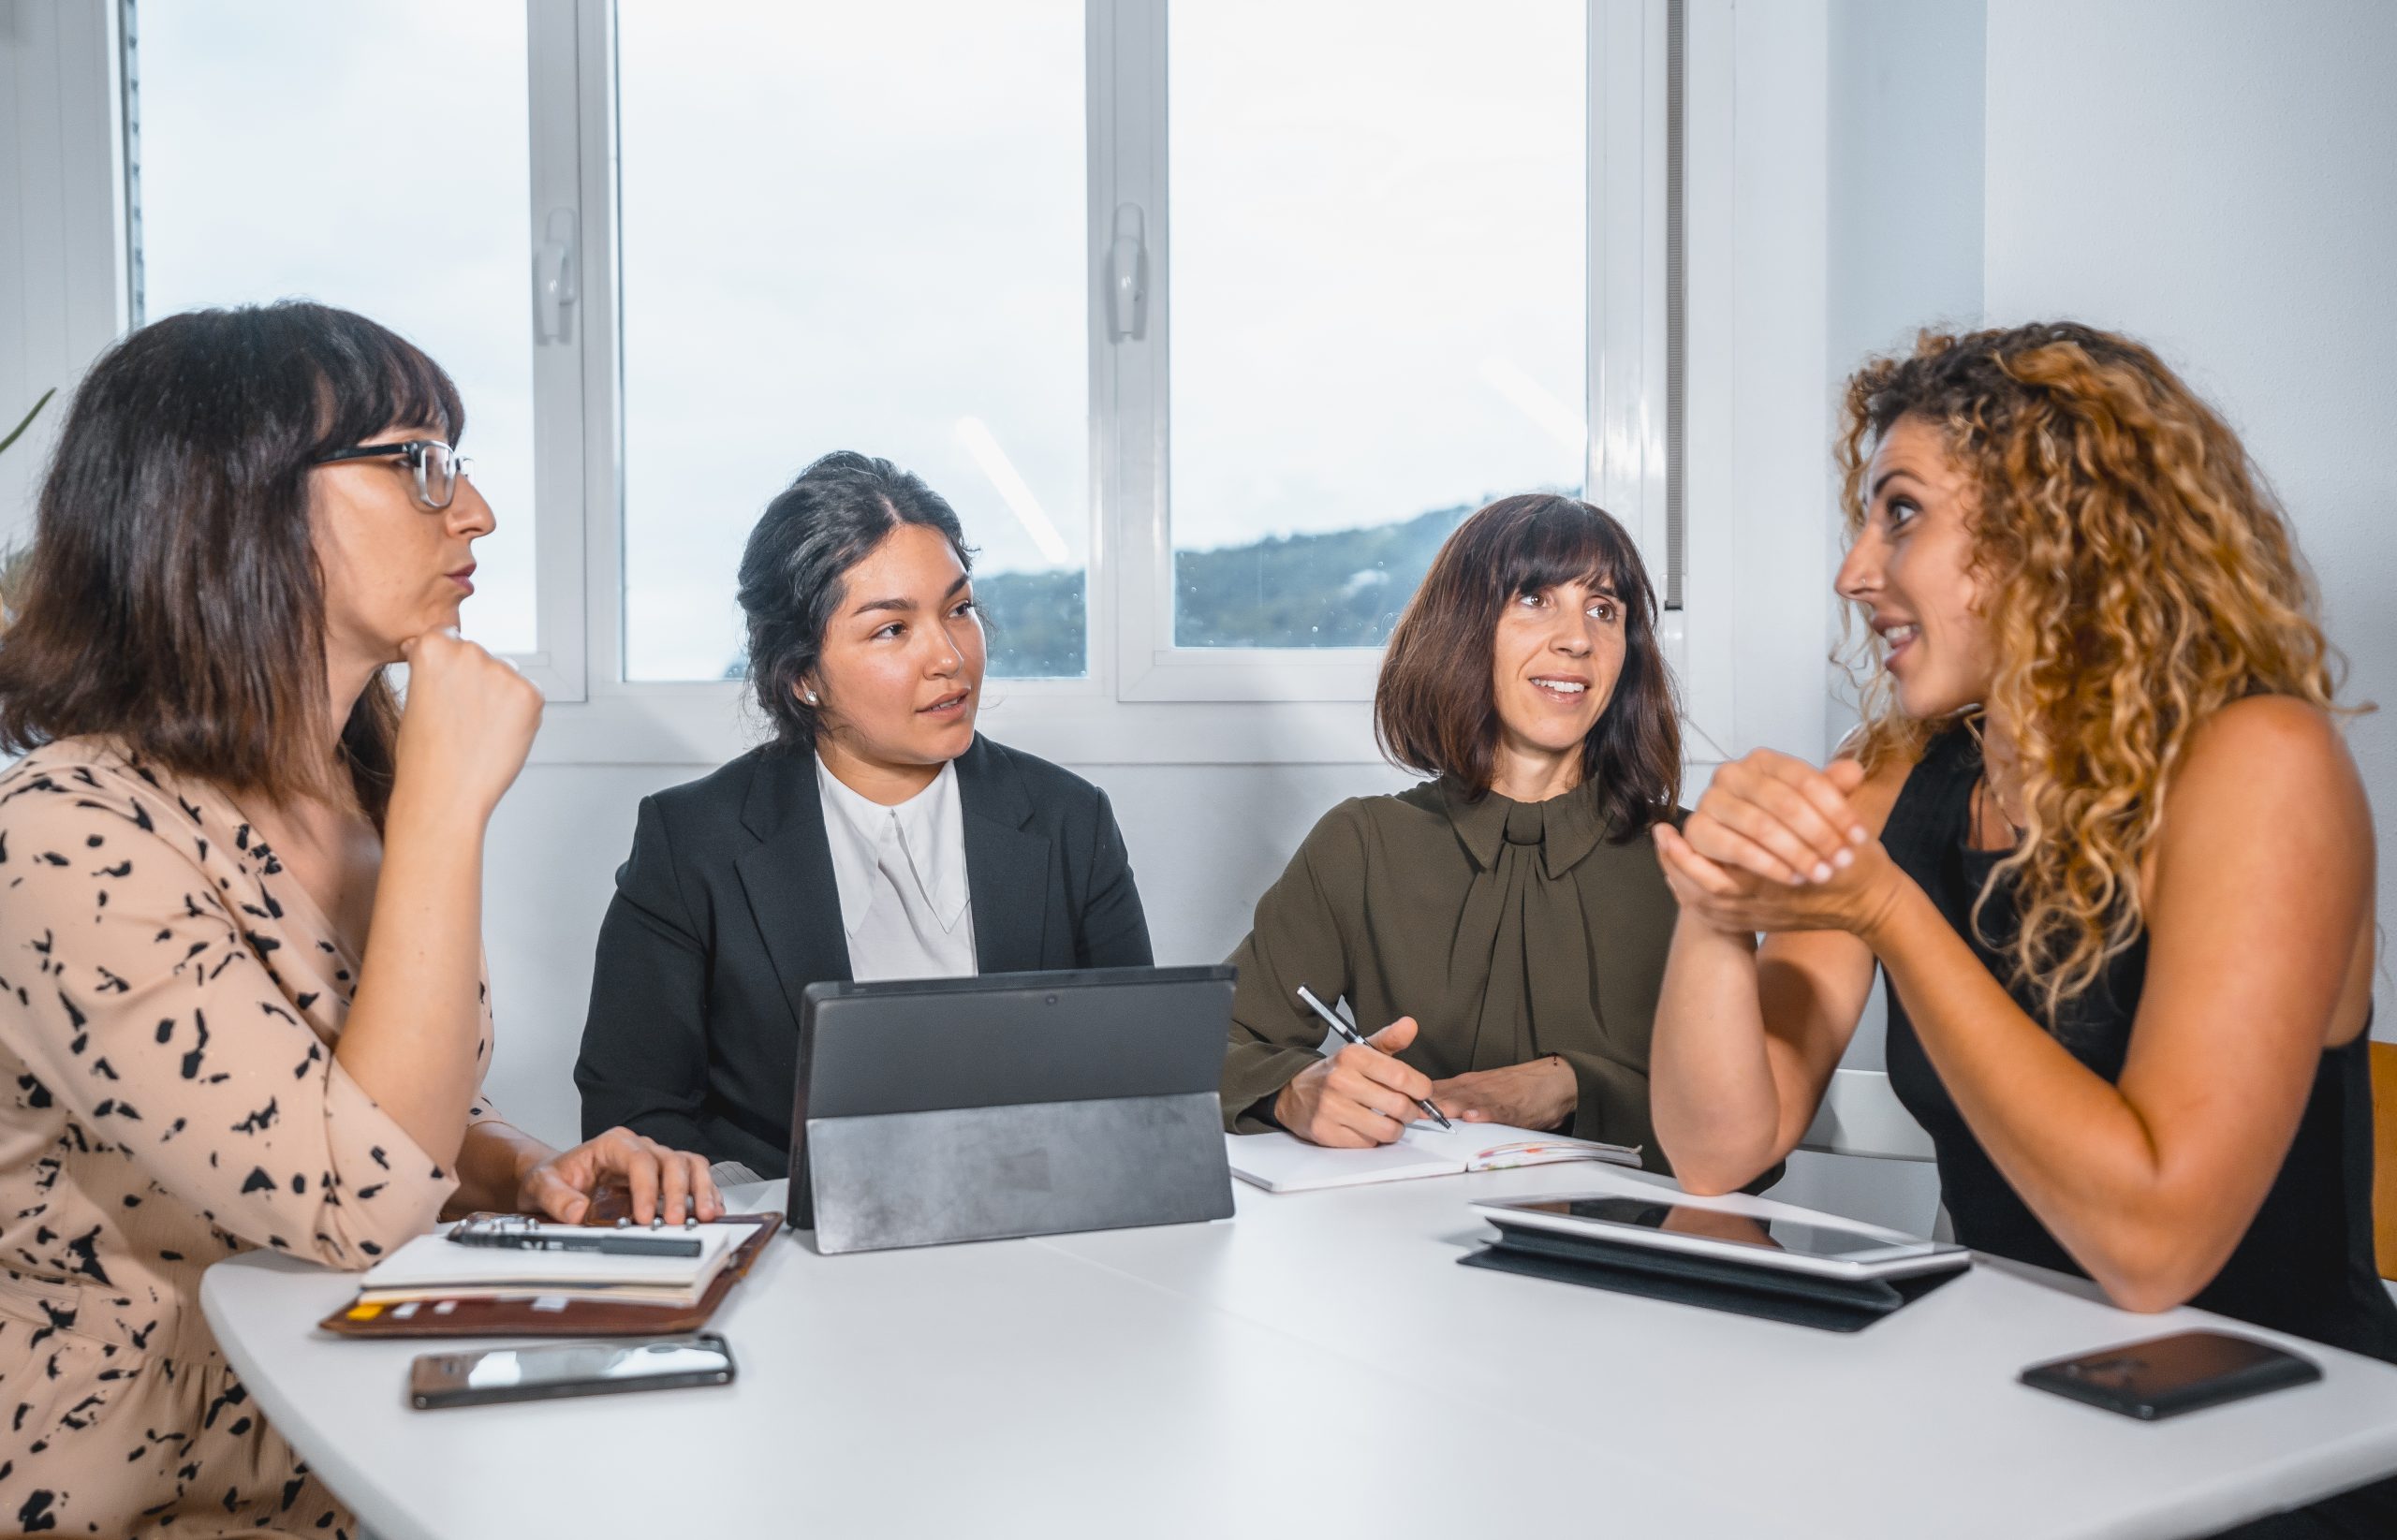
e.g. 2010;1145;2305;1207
536;207;580;344
1107;203;1148;342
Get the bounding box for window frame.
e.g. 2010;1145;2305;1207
518;0;595;703
115;0;589;697
108;0;1692;768
1100;0;1664;707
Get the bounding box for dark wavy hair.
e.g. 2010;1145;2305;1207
1375;493;1681;837
0;302;463;826
737;451;974;752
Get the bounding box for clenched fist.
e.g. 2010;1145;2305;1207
392;627;543;825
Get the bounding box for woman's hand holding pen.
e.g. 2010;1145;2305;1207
1274;1018;1438;1147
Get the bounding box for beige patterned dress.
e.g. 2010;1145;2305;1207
0;740;495;1537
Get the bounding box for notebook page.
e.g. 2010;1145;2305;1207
360;1223;744;1292
1224;1132;1463;1193
1398;1122;1642;1170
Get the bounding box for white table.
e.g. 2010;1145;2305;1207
203;1164;2397;1540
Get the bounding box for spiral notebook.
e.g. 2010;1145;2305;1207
1226;1122;1641;1194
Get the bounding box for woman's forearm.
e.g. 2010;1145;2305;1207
1651;913;1786;1191
1861;885;2199;1304
444;1120;553;1219
334;785;493;1168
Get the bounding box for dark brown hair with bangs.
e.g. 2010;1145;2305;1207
1375;492;1681;837
0;302;464;826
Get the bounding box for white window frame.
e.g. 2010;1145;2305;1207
539;0;1687;766
108;0;593;700
1098;0;1674;709
516;0;594;703
81;0;1709;769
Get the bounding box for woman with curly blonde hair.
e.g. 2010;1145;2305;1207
1649;322;2397;1400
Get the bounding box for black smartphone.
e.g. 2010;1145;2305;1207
408;1333;735;1410
2020;1330;2321;1421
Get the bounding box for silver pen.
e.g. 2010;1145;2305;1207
1295;985;1453;1130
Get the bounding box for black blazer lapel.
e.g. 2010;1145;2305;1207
733;752;852;1031
956;738;1052;972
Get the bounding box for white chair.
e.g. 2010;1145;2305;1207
1798;1067;1935;1162
1796;1067;1948;1240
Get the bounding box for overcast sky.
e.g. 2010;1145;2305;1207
135;0;1584;680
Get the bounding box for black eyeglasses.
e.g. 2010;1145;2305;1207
313;439;472;512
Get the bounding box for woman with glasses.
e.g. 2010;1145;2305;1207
0;302;717;1537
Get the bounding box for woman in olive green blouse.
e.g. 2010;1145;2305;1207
1221;493;1684;1157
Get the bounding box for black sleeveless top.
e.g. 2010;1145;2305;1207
1882;726;2397;1362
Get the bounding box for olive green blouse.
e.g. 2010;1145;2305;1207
1219;776;1681;1166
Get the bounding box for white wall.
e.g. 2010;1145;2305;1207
1826;0;1984;770
1822;0;1986;1083
1981;0;2397;1031
1767;0;1993;1235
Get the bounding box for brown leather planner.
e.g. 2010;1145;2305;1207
316;1211;784;1340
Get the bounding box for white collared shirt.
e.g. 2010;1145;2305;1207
815;754;978;982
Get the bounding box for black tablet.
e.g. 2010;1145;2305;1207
1470;1193;1970;1281
790;965;1238;1252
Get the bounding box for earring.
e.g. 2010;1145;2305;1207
804;690;819;705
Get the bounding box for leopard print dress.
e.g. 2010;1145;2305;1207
0;740;496;1537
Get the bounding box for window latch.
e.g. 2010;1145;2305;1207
1107;203;1148;342
535;207;580;344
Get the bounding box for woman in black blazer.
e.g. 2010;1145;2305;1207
575;453;1153;1176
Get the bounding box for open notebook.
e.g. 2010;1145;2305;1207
1227;1122;1641;1195
357;1222;752;1310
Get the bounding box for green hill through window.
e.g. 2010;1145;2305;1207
724;501;1484;681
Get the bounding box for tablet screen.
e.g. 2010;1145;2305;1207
1517;1195;1924;1262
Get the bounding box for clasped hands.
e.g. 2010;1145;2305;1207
1272;1017;1577;1148
1653;749;1906;939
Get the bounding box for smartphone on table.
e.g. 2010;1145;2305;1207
408;1333;736;1410
2020;1330;2320;1421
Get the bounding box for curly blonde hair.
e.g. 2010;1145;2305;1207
1838;322;2346;1019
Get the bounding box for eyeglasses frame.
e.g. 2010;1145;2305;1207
311;439;473;512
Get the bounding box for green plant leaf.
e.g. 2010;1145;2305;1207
0;389;58;457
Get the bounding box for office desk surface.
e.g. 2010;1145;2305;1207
202;1164;2397;1540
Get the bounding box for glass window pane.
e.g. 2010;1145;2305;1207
618;3;1089;682
135;1;538;654
1168;2;1587;648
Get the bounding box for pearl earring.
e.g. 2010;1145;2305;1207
804;690;818;705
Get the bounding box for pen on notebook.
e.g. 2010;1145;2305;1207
445;1229;702;1258
1295;985;1453;1131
